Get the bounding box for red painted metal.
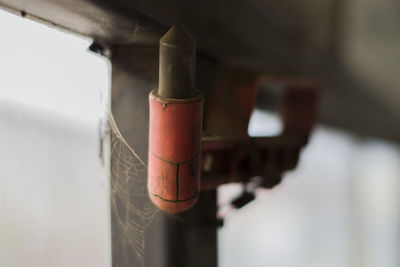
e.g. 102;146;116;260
148;60;319;213
200;75;319;191
148;90;204;213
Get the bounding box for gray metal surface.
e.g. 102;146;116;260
158;23;196;99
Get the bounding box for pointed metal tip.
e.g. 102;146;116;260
160;23;195;46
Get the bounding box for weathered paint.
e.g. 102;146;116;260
148;90;203;213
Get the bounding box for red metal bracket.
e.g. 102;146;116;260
201;70;319;190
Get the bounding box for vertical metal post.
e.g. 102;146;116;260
110;45;218;267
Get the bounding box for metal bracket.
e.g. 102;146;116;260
201;70;319;191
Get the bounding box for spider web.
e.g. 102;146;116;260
107;113;159;266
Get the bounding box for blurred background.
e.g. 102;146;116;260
0;2;400;267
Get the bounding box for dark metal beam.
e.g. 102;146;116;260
110;45;218;267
